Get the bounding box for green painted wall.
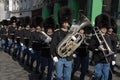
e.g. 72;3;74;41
41;0;102;27
91;0;103;26
68;0;102;25
68;0;80;20
117;19;120;39
118;0;120;12
117;0;120;39
87;0;92;20
54;3;61;24
42;6;50;19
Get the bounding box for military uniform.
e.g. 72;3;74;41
8;16;17;54
0;20;8;52
22;26;31;65
72;34;91;80
13;23;23;60
89;13;113;80
39;16;55;80
50;6;73;80
29;16;45;73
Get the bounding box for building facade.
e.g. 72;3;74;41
6;0;120;37
0;0;10;21
9;0;32;18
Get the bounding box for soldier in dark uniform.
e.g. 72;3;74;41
29;25;36;70
13;21;24;60
30;25;36;33
30;16;46;73
71;24;92;80
107;17;119;80
21;16;31;66
0;20;8;51
108;17;119;72
39;16;55;80
50;6;73;80
8;16;17;54
89;13;114;80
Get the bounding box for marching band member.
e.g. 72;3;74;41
21;16;31;66
107;17;119;80
89;13;114;80
108;28;119;71
13;21;23;60
108;17;119;73
0;20;8;52
29;25;36;71
71;24;92;80
39;16;55;80
30;16;46;73
8;16;17;54
50;6;73;80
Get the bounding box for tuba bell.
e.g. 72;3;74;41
57;14;91;57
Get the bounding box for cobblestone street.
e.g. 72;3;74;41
0;50;30;80
0;49;120;80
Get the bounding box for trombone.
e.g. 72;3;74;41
93;27;114;57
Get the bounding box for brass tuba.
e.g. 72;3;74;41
57;14;91;57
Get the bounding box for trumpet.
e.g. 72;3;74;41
93;27;114;57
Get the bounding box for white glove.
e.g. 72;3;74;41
29;48;32;51
53;56;58;62
112;61;116;65
116;44;119;47
21;43;23;46
114;54;117;57
72;54;77;58
45;37;51;43
29;48;34;53
116;42;119;47
98;45;104;51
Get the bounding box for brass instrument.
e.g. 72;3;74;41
57;14;90;57
93;27;114;57
41;31;52;43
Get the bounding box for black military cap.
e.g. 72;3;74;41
10;16;17;24
58;6;73;26
24;16;31;27
44;15;55;30
35;16;44;27
2;20;8;26
95;13;111;29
